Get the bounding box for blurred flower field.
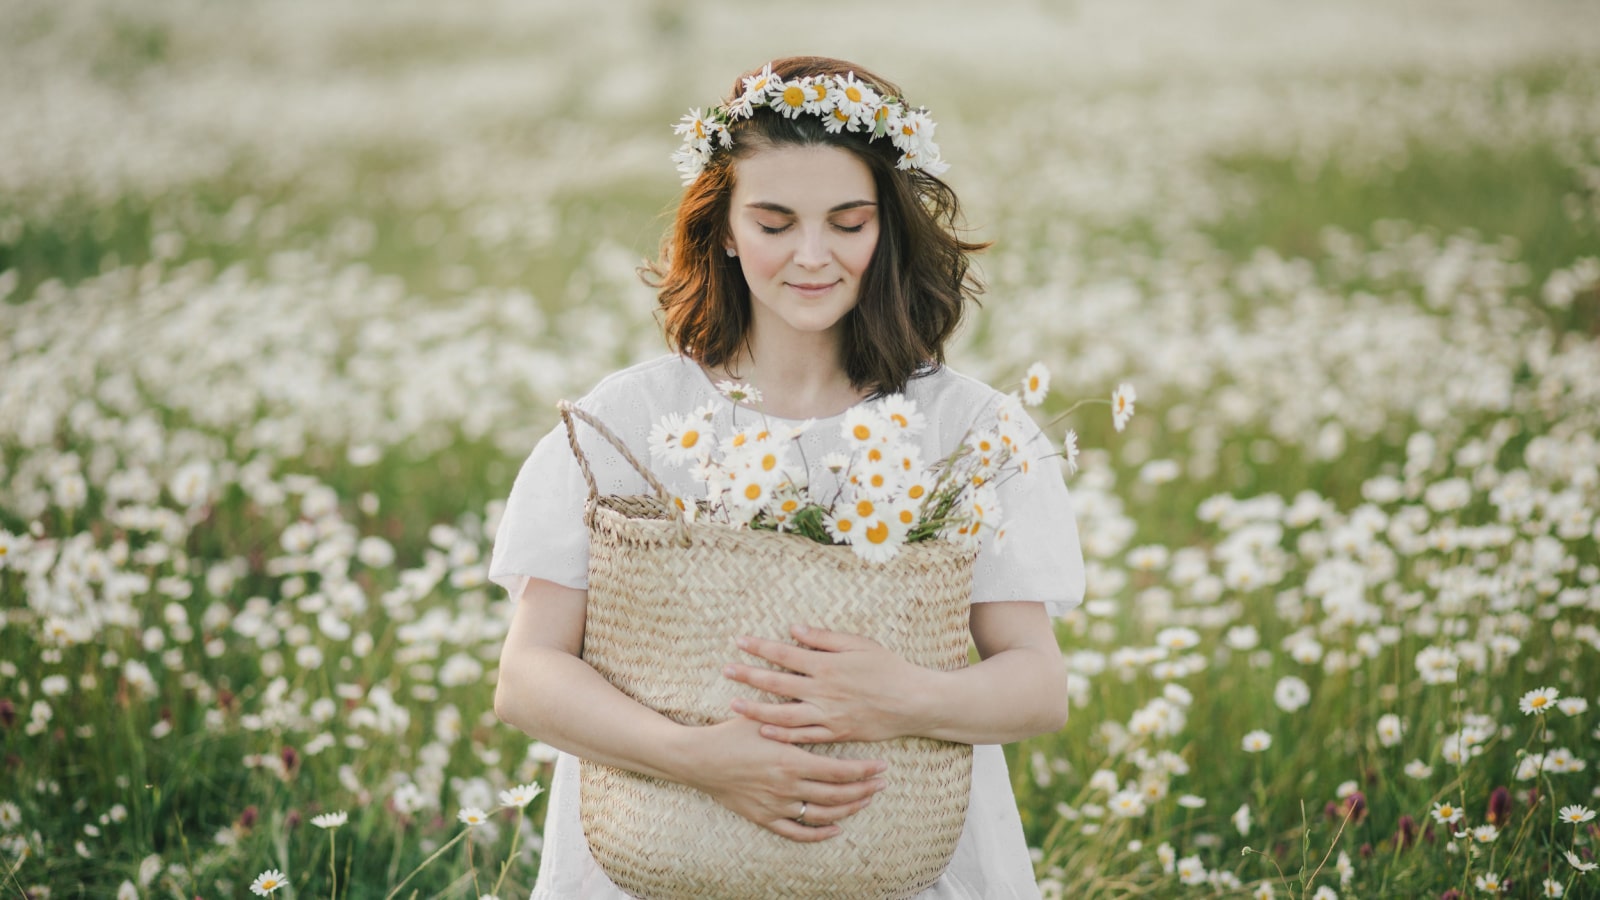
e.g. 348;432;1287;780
4;0;1600;896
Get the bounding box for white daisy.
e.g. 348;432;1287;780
1560;804;1596;824
830;72;880;130
1061;428;1080;475
1111;383;1137;432
730;64;780;119
1566;849;1598;872
310;811;347;829
249;869;288;895
714;380;762;405
1241;729;1273;752
1544;878;1565;897
770;80;811;119
499;783;544;809
841;406;890;447
1520;686;1559;715
1472;824;1499;842
876;394;926;436
1021;362;1051;406
1431;801;1463;825
457;807;489;827
1475;872;1504;893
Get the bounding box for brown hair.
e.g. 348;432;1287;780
640;56;990;398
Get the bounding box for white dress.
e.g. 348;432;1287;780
488;354;1086;900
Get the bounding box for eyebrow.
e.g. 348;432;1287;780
745;200;877;214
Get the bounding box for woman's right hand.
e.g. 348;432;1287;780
678;715;888;842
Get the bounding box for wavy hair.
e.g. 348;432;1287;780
640;56;989;398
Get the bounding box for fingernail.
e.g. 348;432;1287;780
793;624;810;635
871;778;886;791
723;665;737;678
730;698;745;712
874;761;888;774
735;636;750;650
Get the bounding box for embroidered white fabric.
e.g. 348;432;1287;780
488;354;1087;899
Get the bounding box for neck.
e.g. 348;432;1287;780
712;324;865;419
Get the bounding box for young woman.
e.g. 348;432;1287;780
490;56;1085;899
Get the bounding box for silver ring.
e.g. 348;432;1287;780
795;801;808;824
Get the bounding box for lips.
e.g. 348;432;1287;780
787;280;840;296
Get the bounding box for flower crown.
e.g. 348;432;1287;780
671;63;949;185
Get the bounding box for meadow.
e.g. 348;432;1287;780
3;0;1600;896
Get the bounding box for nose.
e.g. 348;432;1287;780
792;225;831;270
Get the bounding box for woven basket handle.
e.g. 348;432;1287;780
558;401;692;546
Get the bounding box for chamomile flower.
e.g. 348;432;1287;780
1241;729;1273;752
830;72;880;129
1472;824;1500;842
1520;686;1559;715
1475;872;1504;893
249;869;288;895
1560;804;1596;824
1544;878;1565;897
310;811;347;829
457;807;489;827
841;407;890;447
771;81;811;119
1431;801;1464;825
649;413;709;465
730;64;779;119
498;783;543;809
824;508;860;544
1566;849;1598;872
822;106;855;134
1061;428;1080;474
877;394;926;436
1559;697;1589;716
1111;383;1137;432
673;108;722;152
715;380;762;405
1377;713;1405;747
1274;676;1311;712
1021;362;1051;406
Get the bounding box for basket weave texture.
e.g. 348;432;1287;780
559;402;977;900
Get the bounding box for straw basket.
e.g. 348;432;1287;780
558;401;977;900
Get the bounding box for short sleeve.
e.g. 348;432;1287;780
968;417;1086;618
487;419;591;603
486;391;659;603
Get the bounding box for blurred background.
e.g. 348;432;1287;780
3;0;1599;896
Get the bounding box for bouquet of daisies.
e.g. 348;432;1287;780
647;363;1136;563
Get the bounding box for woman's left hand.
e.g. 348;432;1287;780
722;623;929;744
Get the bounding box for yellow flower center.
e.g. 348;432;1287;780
845;86;862;103
856;500;875;517
902;124;916;136
890;413;908;427
870;474;886;488
1028;376;1040;391
898;510;914;525
761;454;777;471
876;106;889;122
732;433;747;447
833;108;850;122
744;483;762;501
809;84;827;101
782;86;806;107
837;518;853;532
681;430;699;449
866;521;889;544
1441;805;1454;817
908;484;925;499
782;499;798;513
867;448;883;462
1531;696;1547;708
852;424;871;440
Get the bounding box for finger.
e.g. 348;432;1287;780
734;635;814;673
792;623;874;652
795;794;876;826
802;755;889;784
730;698;817;728
759;723;838;744
798;777;886;807
723;663;809;698
766;818;841;843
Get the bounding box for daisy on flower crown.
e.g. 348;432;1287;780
671;63;949;185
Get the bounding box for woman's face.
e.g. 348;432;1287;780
725;143;880;345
